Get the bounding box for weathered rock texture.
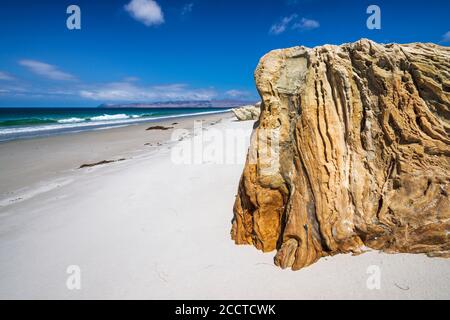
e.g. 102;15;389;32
232;103;262;121
231;39;450;270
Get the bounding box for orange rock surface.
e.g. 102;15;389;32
232;39;450;270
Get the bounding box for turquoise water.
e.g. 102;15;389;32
0;107;231;142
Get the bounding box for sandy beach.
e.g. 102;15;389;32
0;112;449;300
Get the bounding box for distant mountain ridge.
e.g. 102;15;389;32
97;99;257;109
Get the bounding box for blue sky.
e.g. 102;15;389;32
0;0;448;107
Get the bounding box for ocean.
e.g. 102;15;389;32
0;107;231;142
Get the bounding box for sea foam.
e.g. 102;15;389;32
90;114;130;121
0;109;231;142
57;117;86;123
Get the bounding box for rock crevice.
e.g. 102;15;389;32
231;39;450;270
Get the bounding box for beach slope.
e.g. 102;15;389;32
0;114;449;299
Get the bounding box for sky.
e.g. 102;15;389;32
0;0;449;107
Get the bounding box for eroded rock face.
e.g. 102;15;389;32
232;103;262;121
231;39;450;270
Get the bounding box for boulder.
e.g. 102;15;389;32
232;103;261;121
231;39;450;270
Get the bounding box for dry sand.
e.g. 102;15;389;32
0;113;449;299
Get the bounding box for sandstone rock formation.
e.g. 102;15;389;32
232;103;261;121
231;39;450;270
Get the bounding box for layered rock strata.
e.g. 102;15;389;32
231;39;450;270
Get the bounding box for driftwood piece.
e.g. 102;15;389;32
79;158;126;169
146;126;174;131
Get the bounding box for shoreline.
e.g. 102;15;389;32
0;109;233;143
0;111;233;206
0;111;449;299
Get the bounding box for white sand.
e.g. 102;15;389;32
0;116;449;299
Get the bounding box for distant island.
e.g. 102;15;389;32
97;99;257;109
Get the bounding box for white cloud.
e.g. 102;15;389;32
269;14;298;35
269;14;319;35
123;76;140;82
182;3;194;16
225;89;252;98
442;31;450;42
0;85;28;95
125;0;164;26
19;60;75;81
292;18;320;30
0;71;14;81
79;82;216;102
0;71;220;102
